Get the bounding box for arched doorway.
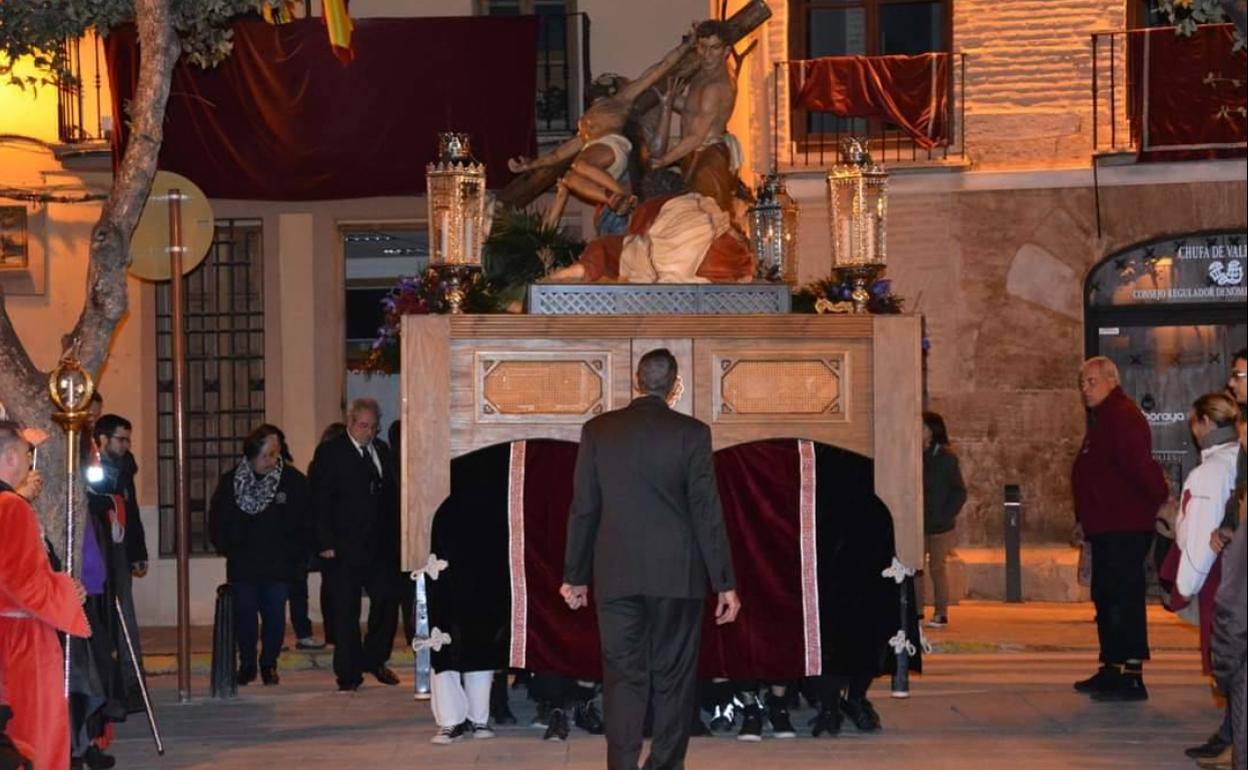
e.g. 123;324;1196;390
1084;230;1246;494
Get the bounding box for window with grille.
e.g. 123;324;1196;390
155;219;265;557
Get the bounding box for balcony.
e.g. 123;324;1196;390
1091;24;1246;160
774;52;967;171
534;12;591;141
55;33;111;147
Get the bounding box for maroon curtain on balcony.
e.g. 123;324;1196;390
1128;25;1247;162
104;16;537;200
788;54;950;149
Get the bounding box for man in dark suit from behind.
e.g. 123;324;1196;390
311;398;402;691
563;348;741;770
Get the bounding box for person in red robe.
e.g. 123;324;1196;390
0;420;91;770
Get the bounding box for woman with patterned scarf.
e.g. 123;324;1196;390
209;424;309;686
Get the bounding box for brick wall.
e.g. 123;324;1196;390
954;0;1125;167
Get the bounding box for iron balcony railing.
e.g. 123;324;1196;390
56;34;107;144
535;11;592;136
774;52;967;168
1091;24;1243;154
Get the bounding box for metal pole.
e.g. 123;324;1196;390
169;189;192;702
1004;484;1022;603
115;596;165;754
63;424;78;698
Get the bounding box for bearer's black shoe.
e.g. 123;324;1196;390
841;696;882;732
737;704;764;742
336;679;362;693
574;700;605;735
371;666;400;686
544;707;570;741
766;695;797;739
811;705;842;737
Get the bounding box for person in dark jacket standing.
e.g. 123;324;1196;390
311;399;402;692
918;411;966;629
1071;356;1169;702
209;424;309;686
563;348;740;770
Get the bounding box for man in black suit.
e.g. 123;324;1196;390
563;348;740;770
311;398;402;691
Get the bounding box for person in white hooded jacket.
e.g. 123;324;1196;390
1175;392;1241;600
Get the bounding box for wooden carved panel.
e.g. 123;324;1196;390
476;351;610;422
714;354;846;422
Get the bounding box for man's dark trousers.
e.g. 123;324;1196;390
328;559;398;687
598;596;704;770
1089;532;1152;663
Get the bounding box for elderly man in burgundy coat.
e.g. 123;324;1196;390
1071;356;1169;702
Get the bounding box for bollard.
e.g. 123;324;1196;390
210;583;237;698
1004;485;1022;603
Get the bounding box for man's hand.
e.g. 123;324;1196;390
560;583;589;611
508;156;532;174
319;549;336;559
131;561;148;578
715;589;741;626
1211;527;1234;554
16;470;43;501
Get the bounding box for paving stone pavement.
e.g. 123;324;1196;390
111;649;1222;770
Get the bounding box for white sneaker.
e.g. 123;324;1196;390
470;722;495;739
431;723;466;745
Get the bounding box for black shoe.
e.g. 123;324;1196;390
1090;674;1148;702
336;679;362;693
1185;735;1231;759
237;665;257;686
84;746;116;770
371;666;400;686
738;704;764;742
1074;665;1121;694
574;701;605;735
260;665;279;686
767;696;797;739
544;707;570;741
841;696;882;732
811;705;843;737
492;701;517;725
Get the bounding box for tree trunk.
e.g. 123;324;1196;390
0;0;180;571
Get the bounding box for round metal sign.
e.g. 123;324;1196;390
128;171;215;281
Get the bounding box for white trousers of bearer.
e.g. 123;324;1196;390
431;670;493;727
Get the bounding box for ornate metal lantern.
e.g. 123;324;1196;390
426;132;486;312
748;173;799;283
827;138;888;313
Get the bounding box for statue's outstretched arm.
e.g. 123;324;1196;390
510;135;584;174
617;36;693;103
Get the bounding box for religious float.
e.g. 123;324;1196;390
386;1;926;690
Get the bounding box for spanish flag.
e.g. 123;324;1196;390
323;0;354;63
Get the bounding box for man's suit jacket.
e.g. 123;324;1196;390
564;395;736;601
310;433;399;568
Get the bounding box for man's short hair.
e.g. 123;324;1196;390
637;348;678;396
347;398;381;423
695;20;732;43
93;413;132;441
1080;356;1120;383
1234;347;1247;365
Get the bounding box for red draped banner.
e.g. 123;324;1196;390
1128;24;1247;162
788;53;950;149
105;16;538;200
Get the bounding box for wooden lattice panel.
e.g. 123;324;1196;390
477;353;608;422
716;356;844;420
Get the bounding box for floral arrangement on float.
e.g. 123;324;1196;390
792;275;904;315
